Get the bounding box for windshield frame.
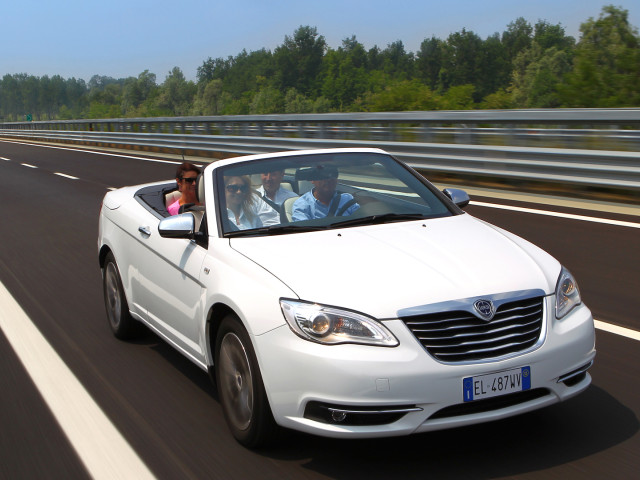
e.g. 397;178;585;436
214;151;463;238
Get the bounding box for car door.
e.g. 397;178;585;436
136;221;208;364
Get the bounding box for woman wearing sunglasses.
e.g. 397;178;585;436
168;162;202;216
224;175;279;230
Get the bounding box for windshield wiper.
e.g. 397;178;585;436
226;224;328;237
329;213;428;228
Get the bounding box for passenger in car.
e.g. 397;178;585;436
291;166;359;221
256;169;298;210
224;175;280;230
168;162;202;215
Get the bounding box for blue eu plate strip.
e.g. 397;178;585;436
522;366;531;390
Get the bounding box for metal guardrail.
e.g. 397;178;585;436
3;109;640;145
1;128;639;192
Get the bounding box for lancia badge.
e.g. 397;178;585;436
473;299;495;321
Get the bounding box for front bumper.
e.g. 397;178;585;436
254;300;595;438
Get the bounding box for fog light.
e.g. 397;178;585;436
331;410;347;422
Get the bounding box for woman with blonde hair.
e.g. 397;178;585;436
224;175;279;230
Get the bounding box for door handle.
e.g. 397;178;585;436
138;226;151;236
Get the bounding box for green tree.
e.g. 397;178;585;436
0;74;22;120
198;49;274;100
560;5;640;107
273;26;327;95
511;44;572;107
197;56;228;84
284;88;315;113
478;33;510;98
49;75;68;117
379;40;414;78
156;67;197;115
250;86;283;114
502;17;533;62
194;79;224;115
123;70;157;114
65;77;88;117
21;74;40;120
440;84;476;109
534;20;575;51
321;36;369;109
365;80;440;111
439;29;484;92
58;105;73;120
416;36;444;90
480;89;513;109
509;21;575;108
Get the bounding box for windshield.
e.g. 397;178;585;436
216;151;456;236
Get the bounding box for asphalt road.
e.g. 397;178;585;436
0;139;638;480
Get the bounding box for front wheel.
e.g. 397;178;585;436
102;252;141;339
215;314;278;448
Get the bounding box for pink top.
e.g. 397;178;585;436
168;199;181;216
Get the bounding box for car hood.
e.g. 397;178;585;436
229;214;560;319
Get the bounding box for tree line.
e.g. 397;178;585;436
1;5;638;122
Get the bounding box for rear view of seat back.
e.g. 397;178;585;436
283;196;298;222
165;190;182;210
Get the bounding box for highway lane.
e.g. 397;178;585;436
0;139;638;479
464;200;640;332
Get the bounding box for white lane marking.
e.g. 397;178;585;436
54;172;79;180
470;201;640;229
21;163;38;168
434;183;640;217
0;281;156;480
0;139;185;166
1;156;10;161
595;320;640;341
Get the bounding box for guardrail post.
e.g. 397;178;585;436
421;123;433;143
318;122;326;139
456;124;471;144
507;124;517;146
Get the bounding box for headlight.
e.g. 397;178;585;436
280;299;399;346
555;267;582;319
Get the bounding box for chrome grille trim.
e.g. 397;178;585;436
413;314;541;336
400;294;545;363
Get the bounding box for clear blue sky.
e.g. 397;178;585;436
1;0;638;82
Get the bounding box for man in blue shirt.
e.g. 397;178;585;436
291;165;359;221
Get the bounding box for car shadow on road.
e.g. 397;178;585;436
260;386;638;479
133;328;219;401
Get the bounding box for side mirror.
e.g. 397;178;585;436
158;213;195;239
443;188;470;209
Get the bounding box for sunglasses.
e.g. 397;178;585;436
180;177;197;184
226;184;249;194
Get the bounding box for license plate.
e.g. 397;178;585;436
463;366;531;402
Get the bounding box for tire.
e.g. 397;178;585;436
215;314;278;448
102;252;141;339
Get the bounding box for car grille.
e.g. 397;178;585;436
401;296;544;363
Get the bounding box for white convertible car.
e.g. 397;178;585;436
98;148;595;447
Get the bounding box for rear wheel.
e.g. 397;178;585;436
216;314;278;448
102;252;141;339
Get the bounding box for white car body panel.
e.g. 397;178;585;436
230;214;559;318
255;301;594;437
98;148;595;440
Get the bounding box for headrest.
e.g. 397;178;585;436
295;165;339;181
196;173;205;203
